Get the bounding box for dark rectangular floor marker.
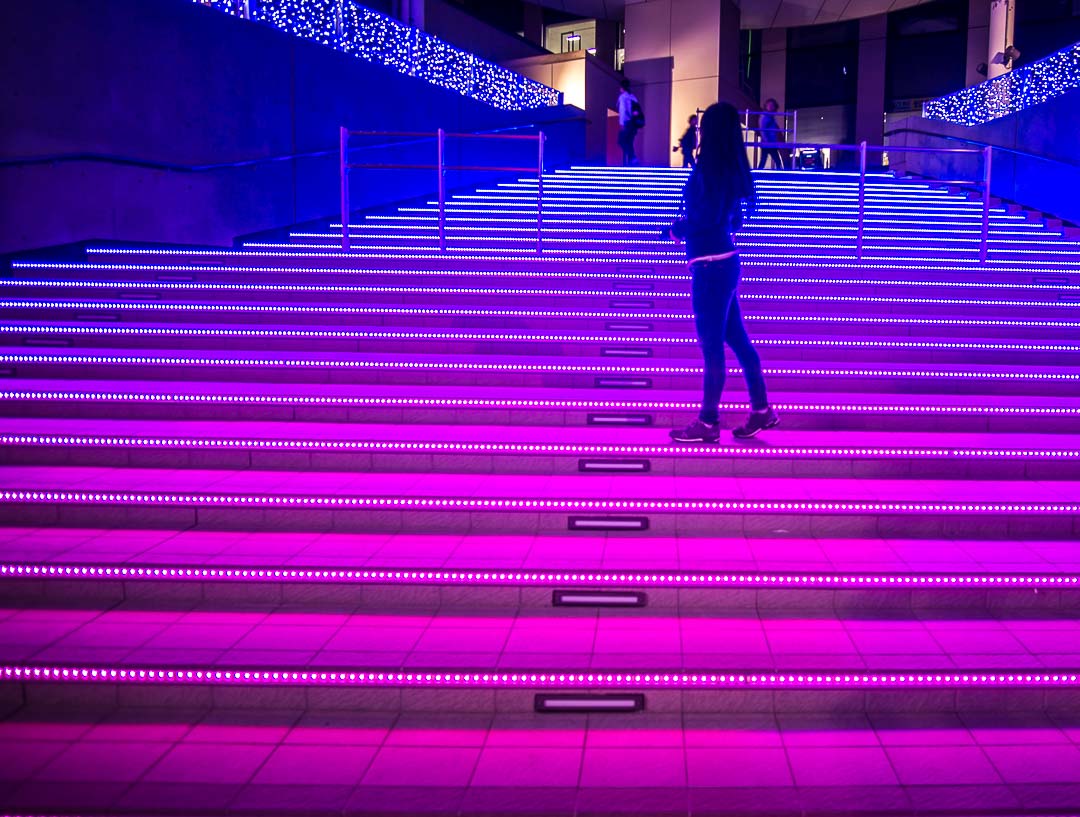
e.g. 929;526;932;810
536;694;646;713
605;322;653;332
615;282;655;291
568;516;650;532
586;413;653;426
553;589;647;607
601;347;653;357
595;377;652;389
578;459;651;473
609;300;654;310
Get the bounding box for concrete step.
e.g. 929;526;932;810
2;466;1078;539
2;418;1079;481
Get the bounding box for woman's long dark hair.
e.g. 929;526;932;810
695;102;755;211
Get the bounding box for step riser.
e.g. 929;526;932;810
6;363;1075;397
3;333;1075;366
6;679;1077;717
4;446;1077;481
78;250;1080;275
3;501;1076;540
5;401;1077;434
23;262;1077;288
6;308;1078;341
5;577;1076;615
11;278;1079;302
6;288;1077;319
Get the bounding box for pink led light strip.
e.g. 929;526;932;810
2;664;1077;689
3;391;1078;416
5;434;1079;461
3;280;1076;308
4;353;1078;381
3;491;1079;515
4;326;1078;353
3;562;1076;589
15;299;1078;328
13;263;1080;291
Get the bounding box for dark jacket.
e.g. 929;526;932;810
678;126;697;153
670;165;755;260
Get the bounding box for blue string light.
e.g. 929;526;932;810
923;41;1080;126
194;0;562;111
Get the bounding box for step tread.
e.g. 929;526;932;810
2;527;1077;574
7;378;1080;410
4;417;1079;452
3;606;1079;672
4;466;1080;504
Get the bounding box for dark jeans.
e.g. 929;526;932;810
618;125;638;165
690;256;769;424
757;148;784;169
681;152;696;168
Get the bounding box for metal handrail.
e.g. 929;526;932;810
884;127;1080;168
340;127;546;254
743;139;993;263
0;147;340;172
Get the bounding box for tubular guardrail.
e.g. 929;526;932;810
339;128;546;254
745;140;992;263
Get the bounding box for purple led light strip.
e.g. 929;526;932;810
2;663;1077;689
6;301;1077;328
3;391;1077;416
80;247;1076;271
7;434;1078;460
3;490;1079;515
0;281;1070;308
5;353;1079;381
11;264;1080;292
4;562;1076;589
5;326;1077;353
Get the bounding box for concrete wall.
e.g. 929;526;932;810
623;0;756;167
423;0;548;64
887;90;1080;223
506;51;621;164
0;0;581;254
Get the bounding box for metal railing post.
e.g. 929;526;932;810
981;145;992;264
437;128;446;253
791;109;798;146
856;141;867;261
537;132;545;255
339;126;350;252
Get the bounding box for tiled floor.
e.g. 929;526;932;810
3;706;1080;815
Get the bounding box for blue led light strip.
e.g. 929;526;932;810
924;41;1080;126
195;0;560;111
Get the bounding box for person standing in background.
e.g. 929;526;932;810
757;98;785;170
617;79;642;166
674;114;698;168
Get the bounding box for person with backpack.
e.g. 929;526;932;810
674;114;698;168
617;79;643;166
668;102;779;442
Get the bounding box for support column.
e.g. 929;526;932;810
624;0;750;167
522;2;544;48
759;28;787;110
593;19;619;69
395;0;424;30
966;0;991;84
855;14;887;149
987;0;1016;78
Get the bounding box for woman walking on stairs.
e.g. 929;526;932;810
669;102;779;442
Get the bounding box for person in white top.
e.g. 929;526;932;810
617;79;641;166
